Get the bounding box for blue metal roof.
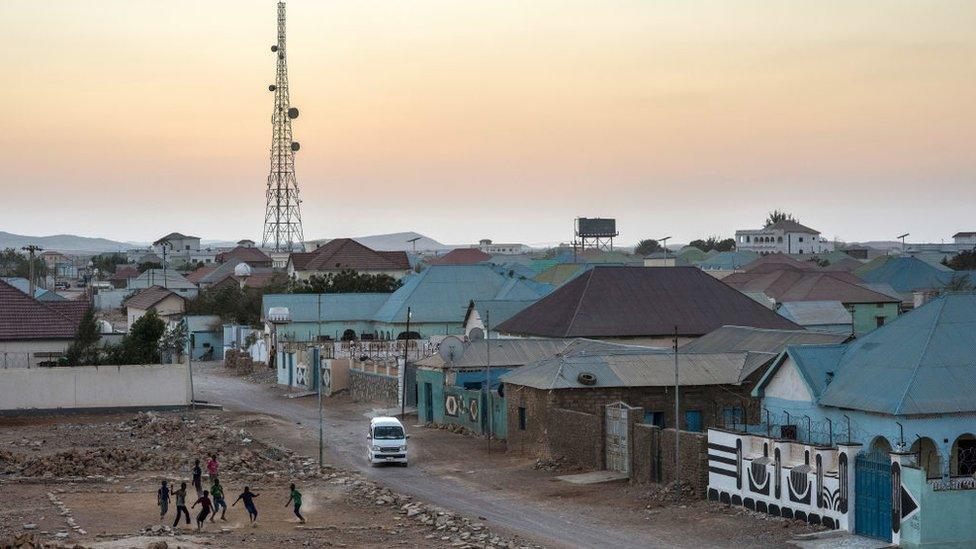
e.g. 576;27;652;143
263;293;390;322
694;251;760;271
372;265;552;324
767;293;976;415
859;256;963;293
0;277;66;301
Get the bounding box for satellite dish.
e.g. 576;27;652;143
290;142;300;152
271;45;279;52
437;336;464;365
233;262;252;278
268;84;276;92
287;107;299;119
468;327;484;341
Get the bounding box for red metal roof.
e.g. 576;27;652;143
430;248;492;265
495;266;799;338
289;238;410;272
0;279;83;341
216;245;272;265
723;270;900;304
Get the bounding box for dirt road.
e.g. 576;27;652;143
195;363;811;549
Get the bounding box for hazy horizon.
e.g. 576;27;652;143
1;1;974;245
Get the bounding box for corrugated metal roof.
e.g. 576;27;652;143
130;269;197;290
497;266;800;338
723;270;900;304
859;256;964;293
777;301;852;327
466;299;537;329
501;340;751;389
263;293;390;323
417;338;574;370
694;251;760;271
777;293;976;415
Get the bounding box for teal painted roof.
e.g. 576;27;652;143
774;293;976;415
859;256;961;293
263;293;390;322
0;277;66;301
372;265;552;324
694;251;760;271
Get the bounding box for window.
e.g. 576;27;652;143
798;237;804;243
876;303;884;308
777;236;783;243
684;410;703;432
643;411;665;427
745;236;750;243
722;406;744;427
876;316;886;328
518;407;526;430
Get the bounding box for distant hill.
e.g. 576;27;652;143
0;231;135;253
306;232;450;252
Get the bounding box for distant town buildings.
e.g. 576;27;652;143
474;239;528;255
735;220;834;255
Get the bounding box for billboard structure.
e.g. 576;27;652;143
575;217;618;252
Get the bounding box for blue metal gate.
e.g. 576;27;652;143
855;450;892;541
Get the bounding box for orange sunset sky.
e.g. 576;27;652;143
1;1;974;246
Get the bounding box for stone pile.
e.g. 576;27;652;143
333;472;542;549
19;448;177;478
0;531;88;549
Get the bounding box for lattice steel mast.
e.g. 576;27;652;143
262;0;305;252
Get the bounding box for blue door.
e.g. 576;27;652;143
855;451;892;541
423;383;433;423
684;410;702;432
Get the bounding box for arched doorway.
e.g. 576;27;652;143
341;329;357;341
951;434;976;476
909;437;942;479
868;436;892;454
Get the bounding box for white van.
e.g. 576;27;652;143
367;416;409;466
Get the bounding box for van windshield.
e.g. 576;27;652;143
373;425;404;440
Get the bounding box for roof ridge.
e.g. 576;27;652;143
565;268;596;338
892;295;947;415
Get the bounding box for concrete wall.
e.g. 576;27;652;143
324;358;350;395
0;340;71;368
0;363;190;411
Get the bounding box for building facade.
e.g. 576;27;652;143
735;220;834;255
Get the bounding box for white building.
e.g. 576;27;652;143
474;239;528;255
952;232;976;247
735;220;833;255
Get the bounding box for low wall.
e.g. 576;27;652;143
349;369;398;406
548;407;603;470
325;358;350;395
633;425;708;493
0;364;190;412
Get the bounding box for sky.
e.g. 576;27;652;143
1;0;974;246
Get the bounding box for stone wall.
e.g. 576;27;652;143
505;385;551;457
350;368;398;406
632;424;708;495
547;407;603;470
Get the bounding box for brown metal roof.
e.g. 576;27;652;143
765;220;820;234
430;248;492;266
722;270;900;304
289;238;409;272
216;245;272;265
0;279;82;341
123;286;185;310
495;266;800;338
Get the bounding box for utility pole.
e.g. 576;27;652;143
21;245;42;298
317;293;324;470
187;332;195;410
485;310;491;455
658;236;672;262
400;307;411;418
673;325;680;492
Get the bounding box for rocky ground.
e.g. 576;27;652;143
0;411;540;549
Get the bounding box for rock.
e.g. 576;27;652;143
22;523;37;530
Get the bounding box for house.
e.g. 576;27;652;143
495;266;799;347
501;337;804;472
215;241;273;268
184;315;222;360
725;292;976;547
153;232;216;266
183;265;217;285
858;256;974;308
722;268;900;334
124;286;186;330
109;265;140;289
415;338;573;438
735;220;834;255
0;278;85;367
196;260;280;289
128;269;198;298
952;231;976;247
776;301;853;333
430;248;492;266
642;252;690;268
287;238;411;281
474;239;528;255
1;277;67;302
693;251;761;278
263;293;391;342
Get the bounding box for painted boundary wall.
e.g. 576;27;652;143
706;429;853;531
893;453;976;548
0;364;190;412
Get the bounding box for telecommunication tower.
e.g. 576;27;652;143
262;0;305;252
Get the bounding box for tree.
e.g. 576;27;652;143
765;210;797;227
0;248;49;279
291;270;402;294
64;307;100;366
105;309;166;364
137;261;163;273
688;236;736;253
91;253;128;275
943;250;976;271
634;239;662;256
941;273;975;293
159;321;188;362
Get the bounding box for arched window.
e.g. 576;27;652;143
910;437;942;479
869;435;893;455
951;434;976;476
777;236;783;243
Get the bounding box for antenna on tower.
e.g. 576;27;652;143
262;0;305;253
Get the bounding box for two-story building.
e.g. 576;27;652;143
735;220;834;256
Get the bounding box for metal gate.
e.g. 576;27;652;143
855;450;892;541
605;402;633;474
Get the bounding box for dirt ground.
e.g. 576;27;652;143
0;410;537;549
